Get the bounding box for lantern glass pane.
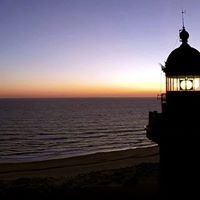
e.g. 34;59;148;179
166;76;200;91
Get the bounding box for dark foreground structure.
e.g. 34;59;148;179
147;25;200;199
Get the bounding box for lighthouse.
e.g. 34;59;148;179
146;24;200;199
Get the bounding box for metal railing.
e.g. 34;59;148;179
157;93;166;103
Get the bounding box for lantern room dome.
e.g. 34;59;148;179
164;27;200;76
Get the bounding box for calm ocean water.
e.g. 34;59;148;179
0;98;160;163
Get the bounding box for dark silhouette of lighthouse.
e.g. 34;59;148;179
146;20;200;199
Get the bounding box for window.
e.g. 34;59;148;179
166;76;200;91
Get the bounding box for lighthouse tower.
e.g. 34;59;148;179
146;24;200;198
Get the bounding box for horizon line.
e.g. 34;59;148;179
0;96;157;99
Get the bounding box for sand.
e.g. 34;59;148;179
0;145;160;199
0;146;159;180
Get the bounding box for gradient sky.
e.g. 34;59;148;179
1;0;200;98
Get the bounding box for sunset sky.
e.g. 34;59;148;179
1;0;200;98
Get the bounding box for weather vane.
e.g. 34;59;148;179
182;10;186;28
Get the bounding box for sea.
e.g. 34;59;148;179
0;98;161;163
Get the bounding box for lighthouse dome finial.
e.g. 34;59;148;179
179;26;189;44
179;10;189;43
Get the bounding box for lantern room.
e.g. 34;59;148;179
163;27;200;93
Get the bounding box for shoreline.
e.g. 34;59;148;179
0;145;159;181
0;145;160;199
0;144;157;164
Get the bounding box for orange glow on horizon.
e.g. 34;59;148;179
0;82;160;98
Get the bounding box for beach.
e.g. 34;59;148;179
0;145;160;199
